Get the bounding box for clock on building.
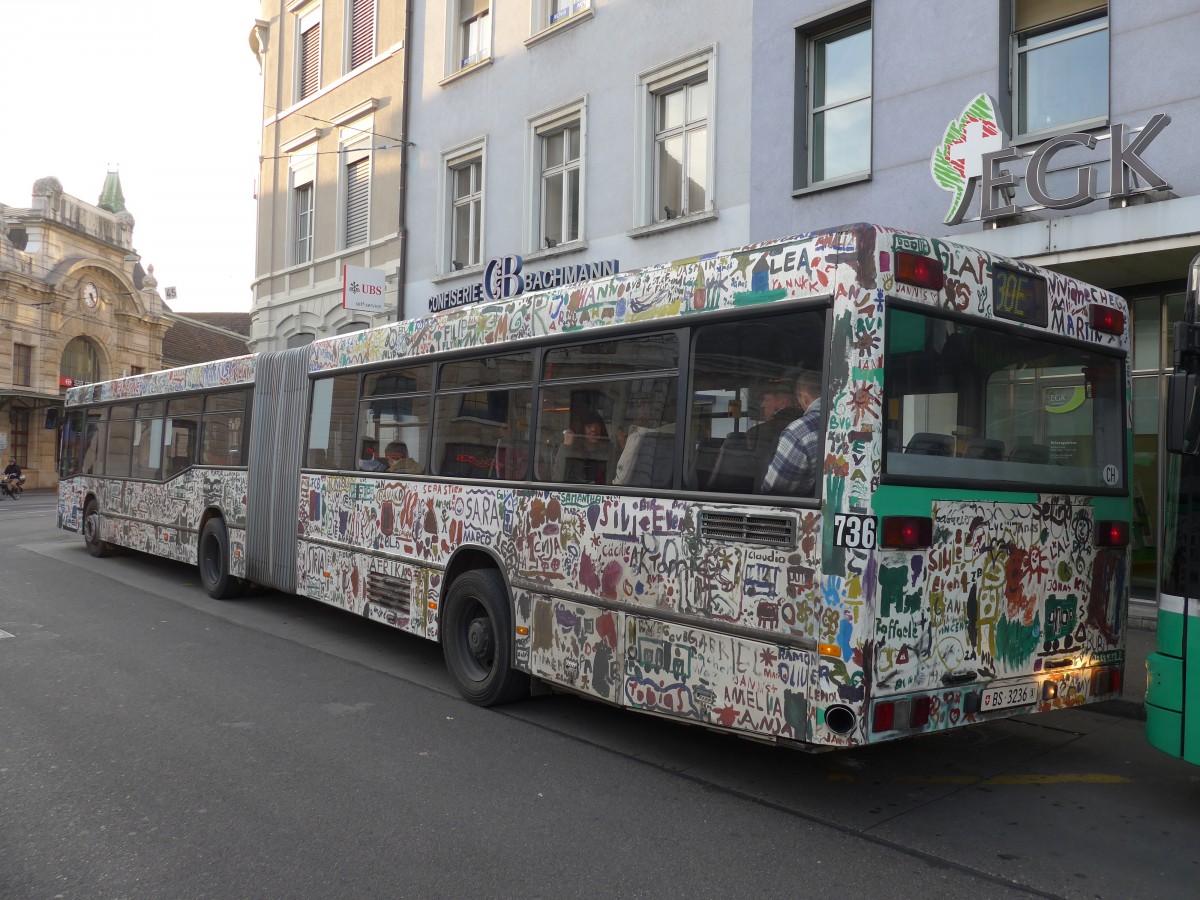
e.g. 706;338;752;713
82;281;99;309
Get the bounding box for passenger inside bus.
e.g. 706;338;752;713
385;441;422;475
747;379;803;484
359;442;385;472
760;369;822;496
552;413;611;484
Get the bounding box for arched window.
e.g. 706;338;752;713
286;332;316;348
61;336;104;385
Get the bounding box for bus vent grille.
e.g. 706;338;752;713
367;572;412;614
699;511;796;548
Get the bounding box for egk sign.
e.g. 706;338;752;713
931;94;1172;226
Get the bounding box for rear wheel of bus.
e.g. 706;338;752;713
441;569;529;706
199;518;243;600
83;499;110;558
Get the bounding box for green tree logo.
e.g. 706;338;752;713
931;94;1004;225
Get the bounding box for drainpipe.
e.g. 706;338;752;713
396;0;413;323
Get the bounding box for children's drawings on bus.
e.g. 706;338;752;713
871;499;1126;697
59;470;249;574
66;355;255;405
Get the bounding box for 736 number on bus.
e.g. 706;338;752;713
833;513;876;549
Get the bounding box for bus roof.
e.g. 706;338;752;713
66;224;1127;406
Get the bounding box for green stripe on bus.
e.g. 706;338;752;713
1158;608;1185;657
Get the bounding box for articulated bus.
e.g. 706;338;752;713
58;223;1131;749
1148;251;1200;764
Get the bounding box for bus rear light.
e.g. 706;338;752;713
880;516;933;549
1089;303;1125;335
910;696;932;728
1042;680;1058;701
872;701;895;733
895;251;945;291
1091;666;1123;696
1095;520;1129;547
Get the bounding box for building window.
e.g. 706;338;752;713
532;0;591;35
347;0;376;72
453;0;491;72
11;407;29;467
343;146;371;248
61;336;103;385
530;104;583;249
296;6;321;101
294;180;315;264
287;332;317;349
805;16;871;186
636;49;714;227
13;343;32;386
444;144;484;270
130;366;144;376
1013;2;1108;138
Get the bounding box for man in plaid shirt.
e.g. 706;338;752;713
760;370;822;496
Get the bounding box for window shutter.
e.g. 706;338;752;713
345;158;370;247
300;22;320;98
350;0;374;70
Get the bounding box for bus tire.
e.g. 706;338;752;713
83;499;110;558
441;569;529;706
199;518;243;600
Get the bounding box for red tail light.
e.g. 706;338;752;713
1095;520;1129;547
872;701;895;733
910;696;932;728
1089;304;1125;335
880;516;933;549
896;252;945;291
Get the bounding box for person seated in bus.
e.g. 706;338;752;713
359;444;385;472
384;441;422;475
760;369;822;496
552;413;611;484
746;379;803;485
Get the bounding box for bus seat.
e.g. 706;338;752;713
962;437;1004;460
621;427;675;488
905;432;954;456
1009;442;1050;464
692;438;722;488
706;433;757;493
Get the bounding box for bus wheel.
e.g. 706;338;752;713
199;518;243;600
83;499;110;558
441;569;529;706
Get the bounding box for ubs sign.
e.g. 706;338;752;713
931;94;1172;225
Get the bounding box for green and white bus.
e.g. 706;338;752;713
1148;251;1200;764
59;223;1130;749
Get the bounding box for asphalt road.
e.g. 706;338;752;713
2;491;1197;899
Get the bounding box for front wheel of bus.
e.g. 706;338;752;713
441;569;529;706
83;499;110;558
199;518;243;600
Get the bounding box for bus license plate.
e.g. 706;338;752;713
980;681;1039;712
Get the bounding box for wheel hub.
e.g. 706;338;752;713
466;617;492;663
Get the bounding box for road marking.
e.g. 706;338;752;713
0;630;13;639
828;772;1131;785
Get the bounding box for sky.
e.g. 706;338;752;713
2;2;263;313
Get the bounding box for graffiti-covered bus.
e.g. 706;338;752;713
59;223;1131;749
1148;251;1200;764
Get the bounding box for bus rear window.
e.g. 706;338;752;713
883;307;1125;492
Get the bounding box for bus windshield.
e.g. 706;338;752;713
884;306;1125;492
